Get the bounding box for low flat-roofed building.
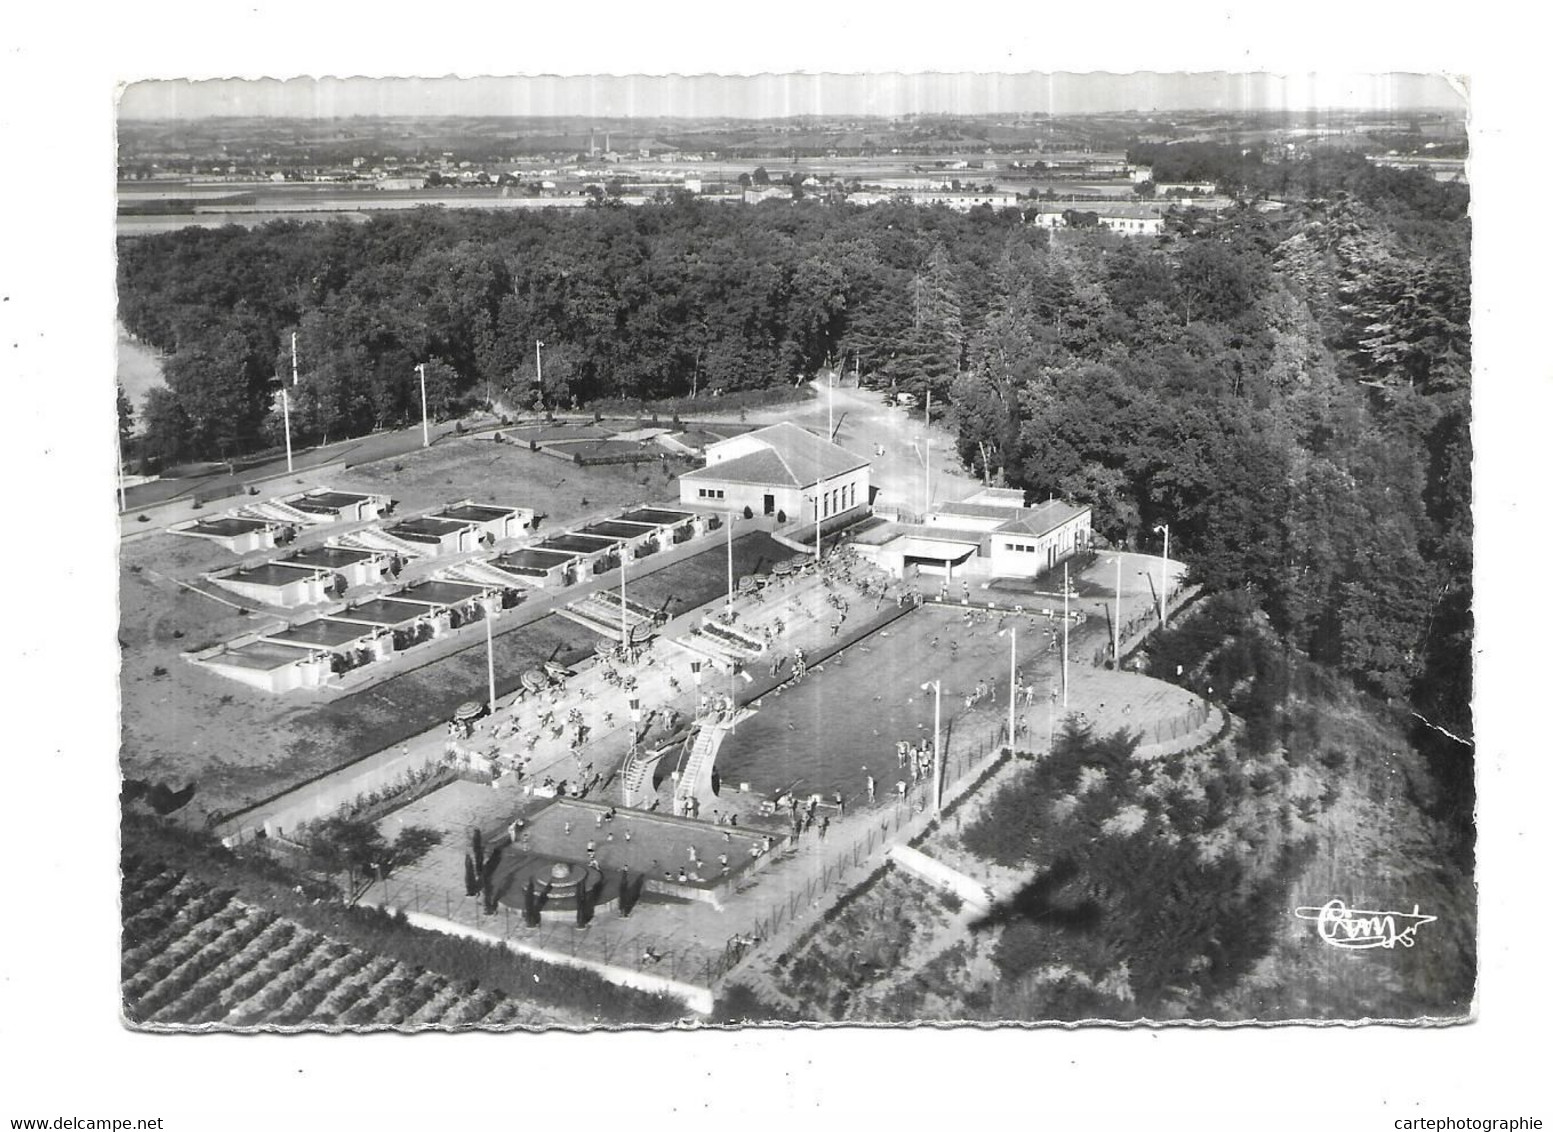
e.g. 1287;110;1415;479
198;640;332;694
855;495;1091;580
385;516;480;555
264;616;387;653
987;500;1093;576
285;489;386;523
208;561;332;607
282;545;391;589
330;597;433;631
490;547;580;587
431;501;534;543
679;421;871;530
169;515;278;555
393;579;501;620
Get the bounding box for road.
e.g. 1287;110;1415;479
740;378;983;517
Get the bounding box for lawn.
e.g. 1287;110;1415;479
285;614;601;780
331;435;680;523
119;434;695;819
623;531;791;619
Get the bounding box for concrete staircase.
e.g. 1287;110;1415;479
336;527;426;559
559;592;655;642
241;499;322;525
676;723;722;808
444;559;525;588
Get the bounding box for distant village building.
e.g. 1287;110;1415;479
679;421;871;527
743;186;791;204
1031;202;1165;236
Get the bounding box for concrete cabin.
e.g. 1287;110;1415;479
168;515;280;554
207;561;334;607
430;500;534;544
282;545;393;590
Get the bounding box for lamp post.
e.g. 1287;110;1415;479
1113;552;1122;669
626;694;642;807
999;625;1017;751
920;680;943;813
828;369;834;442
1155;523;1170;628
534;340;545;411
417;363;430;448
485;606;498;715
619;547;628;655
285;331;300;473
725;508;734;615
115;415;127;513
691;660;704;720
812;491;822;562
1062;562;1070;709
924;390;932;518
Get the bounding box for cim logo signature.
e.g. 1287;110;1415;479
1294;899;1438;950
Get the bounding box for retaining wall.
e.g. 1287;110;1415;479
399;908;714;1015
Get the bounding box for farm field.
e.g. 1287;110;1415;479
120;855;571;1029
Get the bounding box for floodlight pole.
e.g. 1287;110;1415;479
417;363;429;448
281;388;293;474
925;389;932;516
286;332;299;473
1008;624;1017;752
931;680;943;813
1158;523;1171;628
1114;552;1123;669
115;418;127;513
620;549;628;654
725;509;734;614
813;492;821;561
534;340;544;410
485;608;497;715
828;371;834;442
1062;562;1070;709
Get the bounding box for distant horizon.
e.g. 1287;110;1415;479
118;71;1468;121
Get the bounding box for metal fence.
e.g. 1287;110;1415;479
374;713;1019;991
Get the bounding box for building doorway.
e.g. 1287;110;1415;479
763;494;775;516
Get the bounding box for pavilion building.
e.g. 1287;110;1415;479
678;421;871;530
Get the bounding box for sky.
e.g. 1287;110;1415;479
118;70;1468;121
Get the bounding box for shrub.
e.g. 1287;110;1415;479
742;506;754;520
776;510;787;524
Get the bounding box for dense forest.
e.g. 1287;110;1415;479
116;147;1471;742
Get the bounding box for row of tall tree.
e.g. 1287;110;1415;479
118;196;1025;464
